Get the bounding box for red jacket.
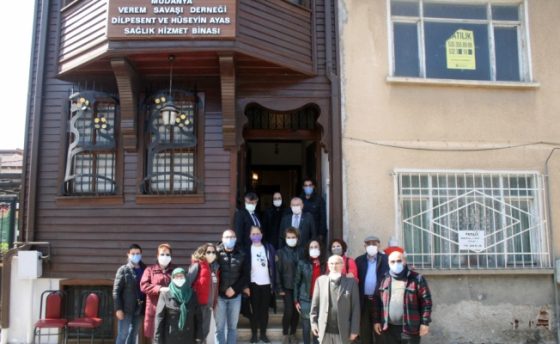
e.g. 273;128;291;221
190;259;219;307
140;263;174;338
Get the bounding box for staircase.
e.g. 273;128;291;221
237;295;304;344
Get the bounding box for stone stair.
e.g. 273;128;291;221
236;295;304;344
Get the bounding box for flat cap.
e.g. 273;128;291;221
363;235;380;243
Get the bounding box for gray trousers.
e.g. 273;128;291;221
201;305;213;341
321;332;343;344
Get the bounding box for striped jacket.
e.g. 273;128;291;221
374;269;432;335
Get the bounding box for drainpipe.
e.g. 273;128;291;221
1;0;50;340
544;148;559;341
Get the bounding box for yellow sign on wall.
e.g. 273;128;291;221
446;29;476;70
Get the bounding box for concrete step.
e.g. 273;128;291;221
237;328;304;344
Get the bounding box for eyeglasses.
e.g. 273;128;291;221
389;260;403;264
206;251;216;255
159;253;171;257
303;183;313;187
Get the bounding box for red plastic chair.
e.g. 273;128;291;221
33;290;67;344
67;293;103;344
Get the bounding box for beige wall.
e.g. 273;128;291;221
339;0;559;342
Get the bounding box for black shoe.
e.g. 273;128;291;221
260;335;271;343
250;334;259;344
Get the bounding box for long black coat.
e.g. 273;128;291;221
153;290;203;344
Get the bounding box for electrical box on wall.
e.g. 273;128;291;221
18;251;42;279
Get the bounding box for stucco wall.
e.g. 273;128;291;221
339;0;560;342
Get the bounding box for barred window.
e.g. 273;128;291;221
63;92;118;195
390;1;530;82
142;91;200;194
397;171;551;270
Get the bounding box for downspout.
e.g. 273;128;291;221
323;0;343;240
1;0;50;338
544;148;559;342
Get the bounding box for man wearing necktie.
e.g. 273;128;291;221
234;191;264;249
279;197;317;248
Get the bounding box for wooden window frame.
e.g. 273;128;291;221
136;92;205;204
56;91;124;206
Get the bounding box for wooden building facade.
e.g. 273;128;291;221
3;0;342;341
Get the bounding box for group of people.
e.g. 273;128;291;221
112;180;433;344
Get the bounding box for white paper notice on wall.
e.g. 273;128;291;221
458;230;485;252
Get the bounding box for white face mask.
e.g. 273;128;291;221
173;278;186;287
158;255;172;267
245;203;257;212
366;245;378;256
206;254;217;264
309;248;320;258
291;206;302;215
273;199;282;207
286;238;298;247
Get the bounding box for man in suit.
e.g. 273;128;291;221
310;255;360;344
355;235;389;344
279;197;316;248
234;191;263;249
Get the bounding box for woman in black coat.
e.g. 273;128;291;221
154;267;203;344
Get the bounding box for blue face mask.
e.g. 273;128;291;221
223;238;237;249
303;186;314;195
129;254;142;265
390;262;404;274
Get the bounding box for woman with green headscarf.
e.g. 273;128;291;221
154;267;202;344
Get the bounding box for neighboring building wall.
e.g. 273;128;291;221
339;0;559;342
0;150;23;174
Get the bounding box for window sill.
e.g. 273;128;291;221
386;76;540;89
415;268;554;276
55;195;124;206
135;194;205;204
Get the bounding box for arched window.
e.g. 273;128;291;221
141;90;202;194
63;91;119;195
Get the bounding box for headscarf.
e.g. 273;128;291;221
169;267;193;330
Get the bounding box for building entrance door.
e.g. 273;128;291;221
238;104;322;212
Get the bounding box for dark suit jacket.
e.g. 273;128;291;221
234;208;262;249
355;252;389;304
310;276;360;344
278;212;316;248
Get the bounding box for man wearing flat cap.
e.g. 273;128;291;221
374;247;432;344
355;235;389;344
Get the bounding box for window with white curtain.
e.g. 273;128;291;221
396;171;551;270
142;91;200;194
63;92;118;195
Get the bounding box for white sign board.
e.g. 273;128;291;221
458;230;485;252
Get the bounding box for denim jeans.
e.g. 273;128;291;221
115;313;141;344
215;295;241;344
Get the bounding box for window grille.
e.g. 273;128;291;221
142;91;200;194
396;171;551;269
63;92;118;195
245;104;318;130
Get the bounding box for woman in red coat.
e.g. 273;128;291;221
327;239;359;281
189;243;220;343
140;243;176;339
